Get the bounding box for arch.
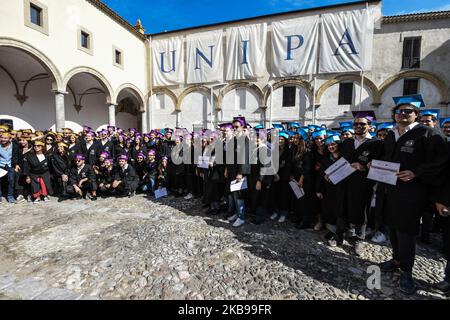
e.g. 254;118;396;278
217;82;264;110
316;74;381;106
115;83;146;112
150;87;178;109
263;78;314;106
62;66;114;104
177;85;219;111
379;70;448;104
0;37;63;90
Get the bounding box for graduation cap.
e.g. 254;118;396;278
324;135;341;145
254;124;264;130
441;118;450;127
308;125;322;131
219;123;233;130
273;124;285;130
377;123;394;131
370;132;377;138
341;126;355;134
117;155;129;161
312;129;327;139
393;94;425;108
352;110;376;123
285;131;297;137
57;142;68;148
279;131;290;140
339;121;353;128
233;116;247;127
420;109;440;120
74;154;85;161
164;128;174;134
288;122;301;129
326;130;340;137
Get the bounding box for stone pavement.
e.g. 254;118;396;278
0;195;448;300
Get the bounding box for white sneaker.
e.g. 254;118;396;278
16;195;25;203
233;218;245;228
278;216;287;223
371;232;387;244
227;214;238;222
184;193;193;200
33;198;41;204
270;213;279;221
43;196;50;202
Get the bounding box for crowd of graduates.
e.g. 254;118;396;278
1;94;450;296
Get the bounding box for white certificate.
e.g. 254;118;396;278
367;160;401;186
0;168;7;178
324;157;356;185
155;188;168;199
197;156;210;169
230;177;248;192
289;180;305;199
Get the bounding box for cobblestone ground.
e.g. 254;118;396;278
0;195;448;300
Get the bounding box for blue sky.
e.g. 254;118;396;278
102;0;450;34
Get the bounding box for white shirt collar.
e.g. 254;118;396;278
393;122;419;141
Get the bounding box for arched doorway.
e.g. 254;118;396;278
0;42;61;130
115;85;146;131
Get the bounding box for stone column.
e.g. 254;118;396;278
141;109;148;133
54;91;66;132
108;104;117;127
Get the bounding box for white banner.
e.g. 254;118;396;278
187;31;224;84
271;16;320;77
152;37;184;86
226;23;267;81
319;9;374;74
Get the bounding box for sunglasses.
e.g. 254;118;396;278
353;123;368;127
46;138;54;141
232;126;240;129
395;109;415;115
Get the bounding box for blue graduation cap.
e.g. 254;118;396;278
254;124;264;130
312;129;327;139
297;128;309;141
370;132;377;138
324;135;341;145
339;121;353;128
288;122;301;128
285;131;297;137
279;131;290;140
441;118;450;126
377;122;394;131
420;109;440;120
326;130;340;137
393;94;425;108
341;126;355;134
308;125;322;131
273;124;285;130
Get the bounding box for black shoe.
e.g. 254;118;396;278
91;196;97;201
399;272;417;295
431;281;450;295
324;231;335;241
379;260;401;273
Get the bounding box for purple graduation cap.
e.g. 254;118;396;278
233;116;247;127
148;149;156;156
74;154;86;161
137;152;146;158
103;158;113;165
85;131;96;137
219;123;233;130
100;151;110;159
117;155;128;161
129;128;137;133
352;111;377;123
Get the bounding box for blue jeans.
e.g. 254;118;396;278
228;193;245;220
142;178;156;194
445;261;450;283
0;165;15;198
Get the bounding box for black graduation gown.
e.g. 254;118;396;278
316;155;346;225
113;165;139;192
272;147;293;211
79;141;102;166
381;124;448;235
50;153;70;177
67;144;78;162
68;164;98;191
99;140;115;159
97;166;116;186
340;137;384;226
23;153;53;195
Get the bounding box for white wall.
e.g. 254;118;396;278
150;94;177;129
221;88;262;124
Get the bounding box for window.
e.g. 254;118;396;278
77;27;93;55
402;37;421;69
81;32;89;49
403;79;419;96
24;0;48;35
338;83;354;105
282;86;296;107
30;4;42;26
113;46;124;68
235;89;246;110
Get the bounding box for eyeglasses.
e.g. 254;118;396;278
353;123;368;127
395;109;415;115
232;126;240;129
46;138;54;141
421;120;433;123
